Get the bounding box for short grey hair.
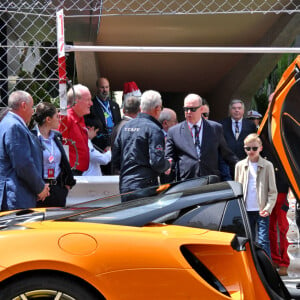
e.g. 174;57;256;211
140;90;162;112
8;90;32;110
123;96;140;114
229;99;245;110
67;84;90;106
158;108;174;124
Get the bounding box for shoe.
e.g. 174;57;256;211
278;266;288;276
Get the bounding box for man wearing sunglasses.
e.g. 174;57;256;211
166;93;238;181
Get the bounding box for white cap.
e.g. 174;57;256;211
246;110;262;119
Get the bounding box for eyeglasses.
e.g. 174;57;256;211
244;146;259;152
183;106;201;112
202;112;209;118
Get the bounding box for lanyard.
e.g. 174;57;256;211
187;121;202;140
96;96;113;119
40;136;55;163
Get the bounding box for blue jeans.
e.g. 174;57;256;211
247;211;271;257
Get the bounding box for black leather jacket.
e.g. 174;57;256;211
112;113;170;193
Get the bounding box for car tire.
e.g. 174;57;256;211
0;273;101;300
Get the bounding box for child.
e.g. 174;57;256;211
235;133;277;257
82;119;111;176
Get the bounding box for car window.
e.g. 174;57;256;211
172;201;226;231
220;200;246;237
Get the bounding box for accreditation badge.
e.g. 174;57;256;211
48;168;55;179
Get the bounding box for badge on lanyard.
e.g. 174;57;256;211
48;168;55;179
48;155;54;163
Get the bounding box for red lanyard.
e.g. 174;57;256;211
187;121;202;139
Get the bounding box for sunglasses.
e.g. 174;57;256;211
244;146;259;152
183;106;200;112
202;112;209;118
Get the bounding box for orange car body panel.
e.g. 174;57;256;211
0;220;270;299
258;55;300;201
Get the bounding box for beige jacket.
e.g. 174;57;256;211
234;156;277;214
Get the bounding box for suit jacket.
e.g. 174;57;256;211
166;119;238;181
0;112;45;210
88;97;121;150
31;129;76;188
220;117;257;159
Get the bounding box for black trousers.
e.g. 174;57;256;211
37;184;68;208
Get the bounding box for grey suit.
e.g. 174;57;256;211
166;118;238;181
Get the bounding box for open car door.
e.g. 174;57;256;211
258;55;300;203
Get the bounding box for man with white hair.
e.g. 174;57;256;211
0;90;49;210
166;93;238;181
58;84;93;175
112;90;171;199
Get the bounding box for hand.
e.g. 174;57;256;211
165;168;171;175
37;184;50;201
65;185;71;190
104;146;111;152
259;210;269;217
165;158;173;175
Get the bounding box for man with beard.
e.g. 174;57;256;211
86;77;121;174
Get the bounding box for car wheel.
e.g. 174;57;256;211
0;274;101;300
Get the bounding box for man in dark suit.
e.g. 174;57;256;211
166;94;238;181
219;99;257;180
87;77;121;151
220;99;257;159
86;77;121;174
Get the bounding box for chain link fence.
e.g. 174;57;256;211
1;0;300;107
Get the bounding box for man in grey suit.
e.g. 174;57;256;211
166;93;238;181
0;91;49;210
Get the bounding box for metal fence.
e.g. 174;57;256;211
1;0;300;107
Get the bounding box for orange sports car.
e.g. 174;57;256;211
0;176;293;300
0;56;299;299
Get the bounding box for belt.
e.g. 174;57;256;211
44;178;58;185
72;169;83;176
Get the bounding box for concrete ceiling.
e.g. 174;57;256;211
94;14;279;93
67;12;300;118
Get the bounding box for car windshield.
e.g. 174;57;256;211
57;181;247;237
60;192;182;223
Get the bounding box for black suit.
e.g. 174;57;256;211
166;119;238;181
88;96;121;150
86;97;121;175
219;117;257;159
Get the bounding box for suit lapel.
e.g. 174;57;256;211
182;121;198;158
225;118;235;140
200;120;210;157
93;97;106;126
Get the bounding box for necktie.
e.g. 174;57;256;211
235;121;239;140
193;125;201;158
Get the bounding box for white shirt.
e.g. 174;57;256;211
245;161;259;211
231;118;242;136
188;119;203;146
82;140;112;176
